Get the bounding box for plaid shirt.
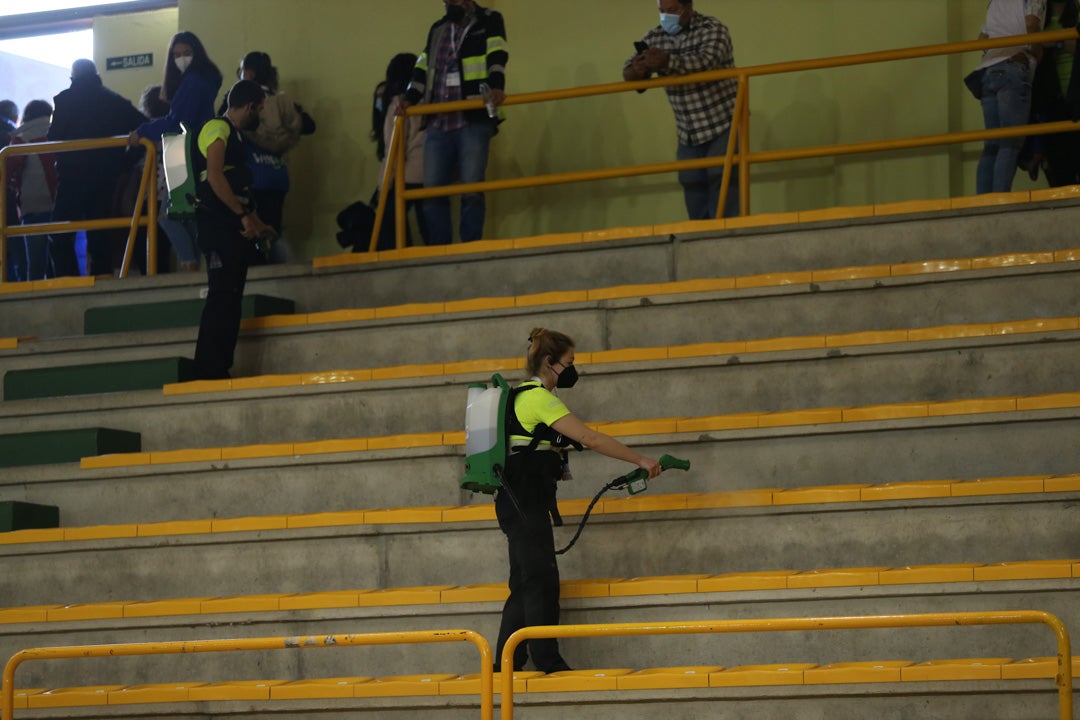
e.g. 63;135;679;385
430;19;467;132
629;12;737;146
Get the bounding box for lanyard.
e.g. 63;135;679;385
450;19;476;59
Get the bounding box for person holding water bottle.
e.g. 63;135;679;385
494;328;661;674
398;0;508;245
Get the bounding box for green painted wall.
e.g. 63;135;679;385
154;0;1037;260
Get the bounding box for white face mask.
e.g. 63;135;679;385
175;55;193;74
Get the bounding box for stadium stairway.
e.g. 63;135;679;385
1;194;1079;719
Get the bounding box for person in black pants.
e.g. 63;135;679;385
494;328;661;674
192;80;272;380
47;59;146;276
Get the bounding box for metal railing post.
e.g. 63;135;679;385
394;115;408;250
369;117;403;253
738;75;751;217
716;76;745;220
119;144;154;279
145;139;158;276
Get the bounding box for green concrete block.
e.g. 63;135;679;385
0;428;140;468
84;295;295;335
4;357;196;401
0;501;59;532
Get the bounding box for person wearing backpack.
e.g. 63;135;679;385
191;80;273;380
494;328;661;674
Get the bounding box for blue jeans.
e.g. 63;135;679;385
977;60;1032;194
423;121;495;245
677;128;741;220
158;196;199;265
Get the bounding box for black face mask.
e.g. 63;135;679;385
445;3;466;23
555;363;579;389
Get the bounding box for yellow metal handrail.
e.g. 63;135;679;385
0;136;158;283
1;629;493;720
499;611;1073;720
372;28;1080;251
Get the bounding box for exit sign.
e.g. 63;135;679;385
106;53;153;71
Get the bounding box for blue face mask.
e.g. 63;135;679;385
660;12;683;35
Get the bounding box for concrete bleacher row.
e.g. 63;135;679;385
56;390;1080;470
1;471;1073;547
154;314;1080;399
3;235;1079;381
4;192;1080;345
1;557;1077;626
10;656;1080;710
3;197;1080;719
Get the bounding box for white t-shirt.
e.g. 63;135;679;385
977;0;1047;73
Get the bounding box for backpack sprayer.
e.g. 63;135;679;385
462;373;691;552
162;122;277;260
161;122;198;220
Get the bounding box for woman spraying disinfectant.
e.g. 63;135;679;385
465;328;688;674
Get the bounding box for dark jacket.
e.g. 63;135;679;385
406;3;508;126
48;74;146;182
0;117;14;149
138;69;221;141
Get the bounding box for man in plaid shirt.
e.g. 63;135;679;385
624;0;739;220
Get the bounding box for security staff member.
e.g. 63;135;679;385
192;80;273;380
495;328;661;673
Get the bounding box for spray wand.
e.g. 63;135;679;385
555;454;691;555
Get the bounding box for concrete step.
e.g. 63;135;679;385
1;331;1076;452
83;294;295;335
1;580;1074;699
1;487;1074;608
4;356;195;401
4;405;1079;527
4;199;1080;341
0;427;140;469
4;473;1069;551
3;684;1065;720
3;260;1079;382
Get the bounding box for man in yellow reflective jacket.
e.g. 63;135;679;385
403;0;508;245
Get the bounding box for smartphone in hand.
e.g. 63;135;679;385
634;41;649;54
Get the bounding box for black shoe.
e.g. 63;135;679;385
540;660;572;673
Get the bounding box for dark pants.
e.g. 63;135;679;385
494;451;570;673
677;128;740;220
1044;128;1080;188
193;213;249;380
50;178;118;277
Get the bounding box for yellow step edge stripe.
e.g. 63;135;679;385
3;557;1076;627
312;184;1080;270
163;314;1080;397
0;275;96;297
85;393;1080;471
302;242;1080;334
7;470;1076;558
